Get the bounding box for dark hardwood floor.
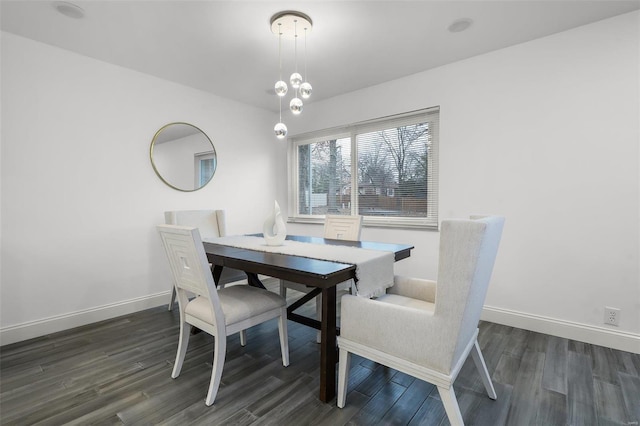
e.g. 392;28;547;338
1;279;639;425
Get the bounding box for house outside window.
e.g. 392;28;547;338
288;107;439;229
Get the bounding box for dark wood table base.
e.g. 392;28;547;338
242;273;339;402
204;236;413;403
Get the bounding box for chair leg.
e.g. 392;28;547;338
171;322;191;378
168;286;177;311
471;339;497;399
337;347;351;408
278;307;290;367
437;385;464;426
239;330;247;347
315;294;322;344
279;280;287;298
205;334;227;406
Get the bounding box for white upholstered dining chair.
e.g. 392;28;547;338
280;214;363;342
337;216;505;426
165;210;246;311
157;224;289;406
322;214;363;241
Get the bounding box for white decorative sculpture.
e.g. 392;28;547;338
263;200;287;246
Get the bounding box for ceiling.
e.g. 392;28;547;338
2;1;639;112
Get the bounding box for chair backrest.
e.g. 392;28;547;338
435;216;505;372
324;215;362;241
164;210;227;239
156;224;225;328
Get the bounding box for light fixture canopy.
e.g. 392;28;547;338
270;11;312;38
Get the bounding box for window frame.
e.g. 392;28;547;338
194;150;216;188
287;107;439;229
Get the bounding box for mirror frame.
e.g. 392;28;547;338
149;122;217;192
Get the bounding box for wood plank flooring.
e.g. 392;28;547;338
1;279;639;425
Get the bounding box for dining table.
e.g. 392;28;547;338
202;234;413;403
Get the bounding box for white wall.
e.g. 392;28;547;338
2;11;638;352
0;32;277;344
280;12;640;352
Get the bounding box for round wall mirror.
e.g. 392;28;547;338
150;122;217;191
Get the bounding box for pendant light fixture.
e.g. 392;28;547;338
270;11;313;139
300;27;313;99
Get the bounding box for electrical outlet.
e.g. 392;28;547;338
604;307;621;326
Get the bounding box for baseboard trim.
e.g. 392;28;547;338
3;294;638;353
482;305;640;354
0;291;171;346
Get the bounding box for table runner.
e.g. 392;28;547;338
203;235;395;298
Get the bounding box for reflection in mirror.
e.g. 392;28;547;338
150;122;217;191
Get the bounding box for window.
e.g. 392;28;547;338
289;108;439;228
194;151;216;187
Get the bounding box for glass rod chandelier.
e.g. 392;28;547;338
270;11;313;139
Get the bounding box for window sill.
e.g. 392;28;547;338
287;216;438;231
